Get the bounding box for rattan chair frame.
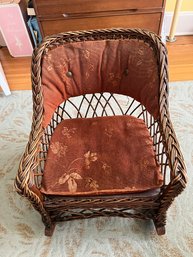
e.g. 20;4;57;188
15;28;187;236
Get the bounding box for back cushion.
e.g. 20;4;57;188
41;39;159;127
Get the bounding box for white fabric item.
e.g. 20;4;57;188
0;61;11;95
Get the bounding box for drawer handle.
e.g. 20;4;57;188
62;9;139;19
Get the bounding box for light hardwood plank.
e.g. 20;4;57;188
167;35;193;45
167;36;193;81
0;47;31;91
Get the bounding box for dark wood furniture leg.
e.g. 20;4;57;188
45;223;56;237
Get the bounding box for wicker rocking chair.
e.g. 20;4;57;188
15;28;187;236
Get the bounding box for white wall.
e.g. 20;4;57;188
163;11;193;36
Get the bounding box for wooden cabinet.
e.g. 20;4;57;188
33;0;166;37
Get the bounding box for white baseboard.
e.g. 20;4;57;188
163;11;193;36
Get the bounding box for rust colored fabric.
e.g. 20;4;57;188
41;39;160;127
40;115;163;196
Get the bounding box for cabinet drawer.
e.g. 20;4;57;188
41;13;161;36
34;0;164;16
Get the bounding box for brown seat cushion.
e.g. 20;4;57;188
40;115;163;196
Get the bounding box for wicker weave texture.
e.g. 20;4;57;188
14;28;187;236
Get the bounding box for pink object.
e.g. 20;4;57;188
0;3;33;57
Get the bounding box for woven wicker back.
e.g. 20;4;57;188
35;30;165;127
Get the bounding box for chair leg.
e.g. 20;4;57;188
153;221;166;235
153;212;166;236
45;223;56;237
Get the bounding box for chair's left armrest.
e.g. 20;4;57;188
14;124;44;203
14;124;52;228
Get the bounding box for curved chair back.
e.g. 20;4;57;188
32;29;168;127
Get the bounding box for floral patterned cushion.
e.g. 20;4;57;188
40;115;163;196
41;39;159;127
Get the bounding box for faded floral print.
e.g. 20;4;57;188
102;163;112;175
62;127;77;138
50;141;67;157
85;177;99;191
84;151;98;169
107;72;121;88
58;172;82;193
51;150;113;193
81;49;90;59
104;127;114;138
140;159;150;170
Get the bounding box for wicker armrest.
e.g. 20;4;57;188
14;119;44;199
160;110;187;194
14;126;53;227
158;43;187;194
15;48;45;198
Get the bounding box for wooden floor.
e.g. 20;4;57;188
0;46;31;91
0;35;193;91
167;35;193;82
